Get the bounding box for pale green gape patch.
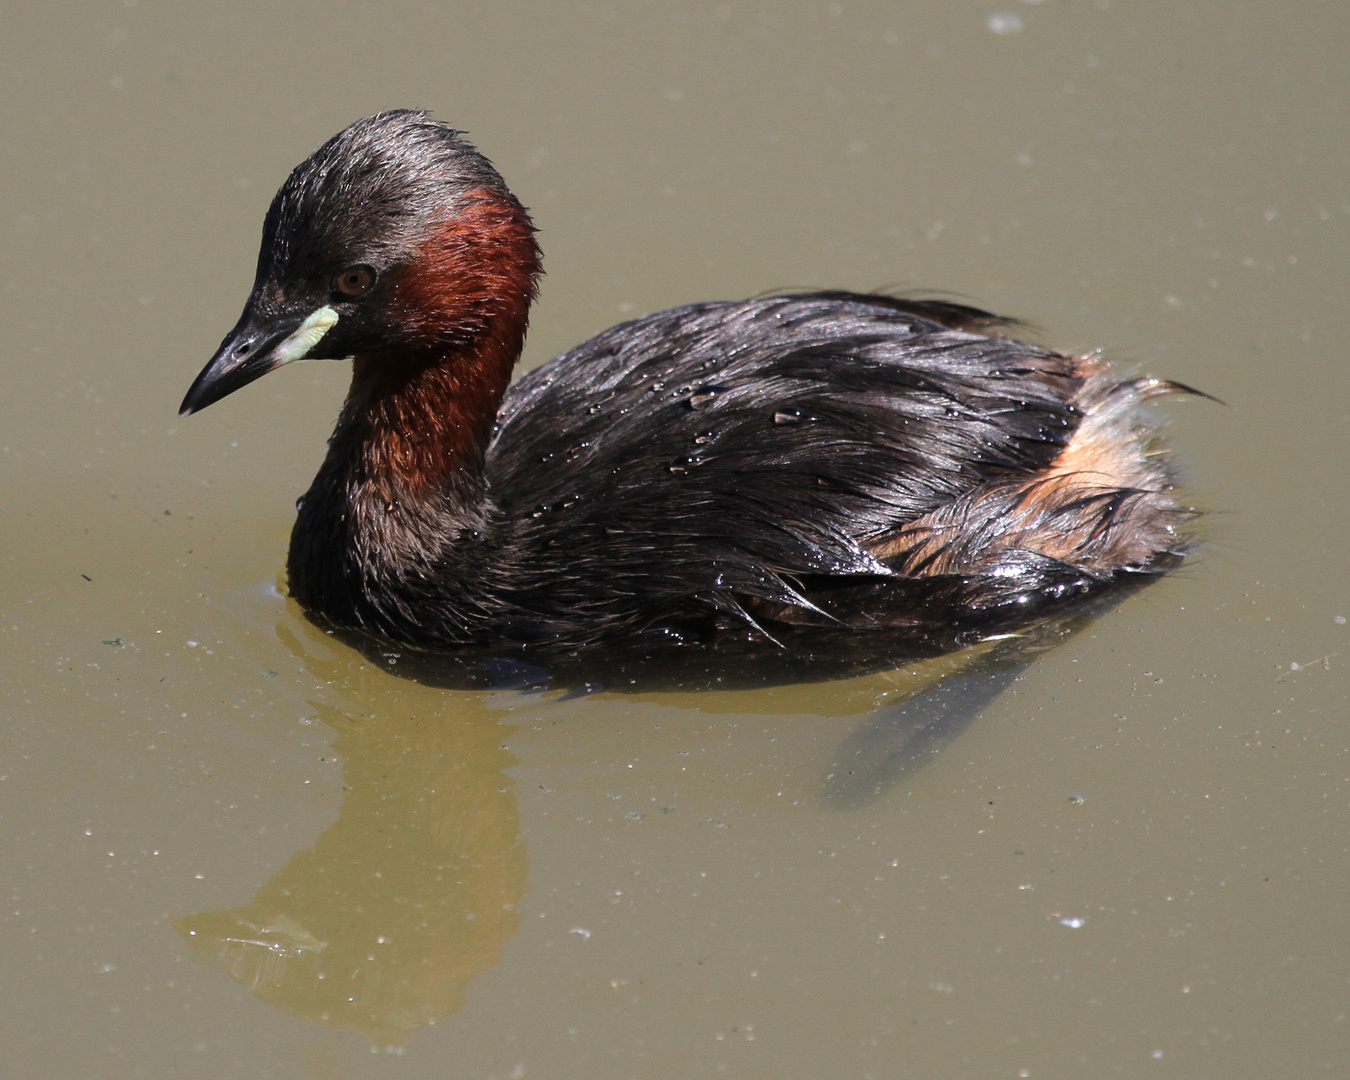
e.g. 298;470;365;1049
273;305;339;365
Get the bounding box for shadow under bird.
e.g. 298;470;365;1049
181;109;1196;662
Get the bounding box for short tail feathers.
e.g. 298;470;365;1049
1112;374;1224;406
867;357;1191;591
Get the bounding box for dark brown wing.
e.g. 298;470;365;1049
482;293;1093;642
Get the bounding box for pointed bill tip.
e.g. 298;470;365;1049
179;305;340;416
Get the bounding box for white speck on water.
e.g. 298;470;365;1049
1334;615;1345;625
1152;1049;1164;1059
569;927;592;939
1060;916;1085;929
988;12;1025;34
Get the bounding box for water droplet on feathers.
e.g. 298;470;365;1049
687;385;727;409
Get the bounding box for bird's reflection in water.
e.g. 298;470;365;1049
175;618;525;1049
311;588;1117;813
175;587;1135;1045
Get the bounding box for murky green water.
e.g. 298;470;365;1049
4;2;1348;1076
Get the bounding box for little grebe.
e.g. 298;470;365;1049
182;110;1190;652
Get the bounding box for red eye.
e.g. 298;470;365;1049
335;265;376;298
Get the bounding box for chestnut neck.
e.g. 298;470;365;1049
332;188;540;509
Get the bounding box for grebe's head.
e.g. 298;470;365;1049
181;110;540;415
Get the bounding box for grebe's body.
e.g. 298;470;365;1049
183;111;1188;652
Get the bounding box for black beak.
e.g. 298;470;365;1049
179;303;338;416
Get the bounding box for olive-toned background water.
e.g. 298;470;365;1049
3;2;1347;1077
